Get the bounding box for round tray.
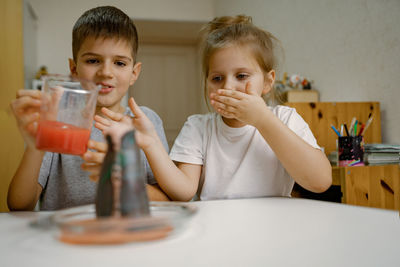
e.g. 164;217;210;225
32;202;197;245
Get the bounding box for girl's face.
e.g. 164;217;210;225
206;45;272;98
69;37;141;113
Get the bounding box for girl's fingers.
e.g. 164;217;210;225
217;108;235;119
101;107;124;122
214;95;239;107
94;122;107;132
244;81;257;96
94;115;111;132
128;97;145;119
94;108;127;132
93;114;110;125
217;89;245;100
211;99;236;113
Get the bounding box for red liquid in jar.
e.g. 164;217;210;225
36;120;91;155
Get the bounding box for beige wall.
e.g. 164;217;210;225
0;0;25;211
214;0;400;144
28;0;215;75
26;0;400;145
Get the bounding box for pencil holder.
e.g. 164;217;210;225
338;136;364;167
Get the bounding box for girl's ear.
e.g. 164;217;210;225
129;62;142;86
262;70;275;95
69;58;77;76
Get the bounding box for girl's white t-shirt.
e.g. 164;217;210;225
169;105;320;200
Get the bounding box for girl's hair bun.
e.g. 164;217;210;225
203;15;252;33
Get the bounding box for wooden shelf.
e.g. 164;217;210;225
285;102;382;156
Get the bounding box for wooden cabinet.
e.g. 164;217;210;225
0;0;24;212
333;165;400;211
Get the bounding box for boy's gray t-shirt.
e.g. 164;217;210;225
38;106;169;210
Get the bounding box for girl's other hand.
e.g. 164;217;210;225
94;106;125;133
81;139;108;182
128;97;159;150
209;82;268;126
94;97;158;150
10;89;42;149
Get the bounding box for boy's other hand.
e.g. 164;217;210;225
10;89;42;149
81;140;108;182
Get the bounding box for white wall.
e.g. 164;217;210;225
214;0;400;144
28;0;214;74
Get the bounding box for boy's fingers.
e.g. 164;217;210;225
89;174;100;182
81;162;101;173
11;97;41;114
16;89;42;99
26;121;38;136
87;140;108;153
81;163;101;182
82;150;106;164
81;162;96;170
101;107;124;122
20;112;40;127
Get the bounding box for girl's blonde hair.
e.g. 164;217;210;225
200;15;282;106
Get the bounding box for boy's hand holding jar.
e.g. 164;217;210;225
10;89;43;150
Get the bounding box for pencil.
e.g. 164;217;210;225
330;125;341;137
357;123;365;136
360;116;373;136
344;124;350;136
349;117;356;137
354;120;358;136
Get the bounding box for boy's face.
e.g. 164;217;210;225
69;37;141;112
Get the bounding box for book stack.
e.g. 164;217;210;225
363;144;400;165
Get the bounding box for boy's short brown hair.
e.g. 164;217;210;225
72;6;138;62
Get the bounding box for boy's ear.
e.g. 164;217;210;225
129;62;142;86
69;58;77;76
262;70;275;95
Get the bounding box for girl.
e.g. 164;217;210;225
96;15;332;201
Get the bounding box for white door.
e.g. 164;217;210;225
130;44;205;148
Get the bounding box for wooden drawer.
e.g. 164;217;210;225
342;165;400;210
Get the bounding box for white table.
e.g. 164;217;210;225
1;197;399;267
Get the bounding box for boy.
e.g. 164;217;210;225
8;6;170;211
